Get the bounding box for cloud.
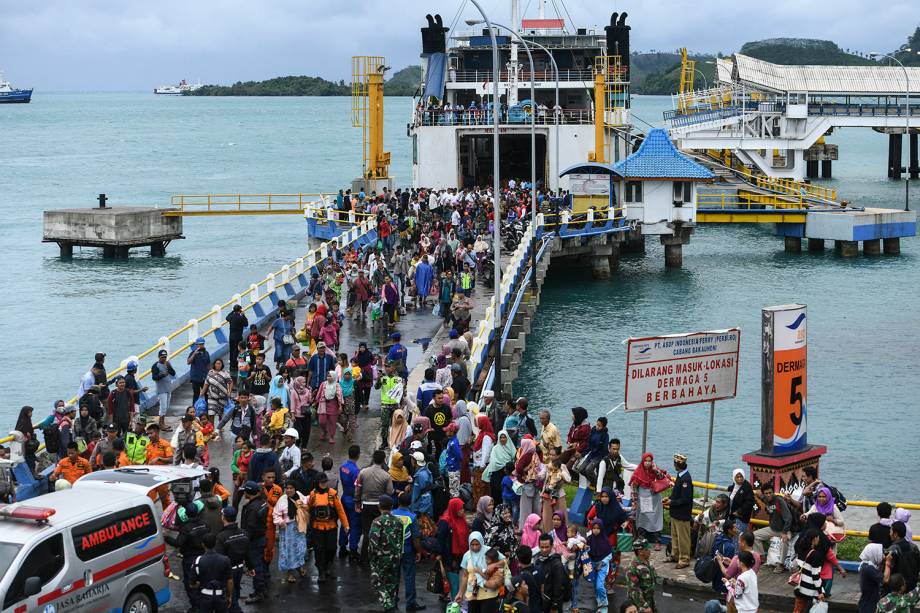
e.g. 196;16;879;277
0;0;915;90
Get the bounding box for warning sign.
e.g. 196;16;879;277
625;329;741;412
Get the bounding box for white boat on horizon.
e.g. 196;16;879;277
153;79;202;95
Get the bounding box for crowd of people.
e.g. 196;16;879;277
4;183;919;613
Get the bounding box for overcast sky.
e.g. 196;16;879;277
0;0;915;90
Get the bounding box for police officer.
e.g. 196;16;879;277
165;502;209;610
214;506;250;613
192;533;233;612
240;480;270;604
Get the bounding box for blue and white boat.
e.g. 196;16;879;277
0;72;33;103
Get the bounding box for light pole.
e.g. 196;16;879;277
468;0;503;397
523;39;560;197
871;51;913;211
468;18;537;291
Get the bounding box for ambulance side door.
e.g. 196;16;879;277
1;532;66;613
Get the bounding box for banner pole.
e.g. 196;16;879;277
704;400;716;503
642;410;648;454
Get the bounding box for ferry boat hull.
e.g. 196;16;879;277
0;89;32;103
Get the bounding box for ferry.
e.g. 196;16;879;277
153;78;202;95
0;72;33;103
409;0;631;191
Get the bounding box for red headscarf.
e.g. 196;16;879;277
440;498;470;556
629;452;664;489
473;415;495;451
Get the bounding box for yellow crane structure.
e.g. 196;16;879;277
351;56;392;192
589;55;627;163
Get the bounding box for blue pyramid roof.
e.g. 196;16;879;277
611;128;715;180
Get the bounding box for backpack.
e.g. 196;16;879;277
824;484;848;512
311;491;337;522
694;555;717;583
43;424;61;455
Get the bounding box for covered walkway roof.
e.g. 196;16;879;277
729;54;920;96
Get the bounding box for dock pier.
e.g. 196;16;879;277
42;194;183;258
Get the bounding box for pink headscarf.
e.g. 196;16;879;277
521;513;542;548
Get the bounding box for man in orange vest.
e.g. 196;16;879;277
145;423;174;506
52;442;92;485
306;472;349;583
261;467;283;574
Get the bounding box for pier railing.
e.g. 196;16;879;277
51;215;376;410
165;193;337;216
412;108;592;127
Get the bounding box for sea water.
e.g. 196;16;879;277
1;93;917;498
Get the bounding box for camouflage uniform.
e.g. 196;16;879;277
368;512;405;611
625;557;657;612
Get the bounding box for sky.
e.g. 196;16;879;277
0;0;916;91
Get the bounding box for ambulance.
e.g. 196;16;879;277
0;465;205;613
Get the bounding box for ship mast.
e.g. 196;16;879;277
508;0;519;106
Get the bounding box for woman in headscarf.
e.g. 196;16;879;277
14;406;38;471
73;404;99;444
389;451;411;495
288;376;312;447
272;481;308;583
339;365;358;442
456;532;508;611
857;542;885;613
387;409;409;452
587;488;631;548
471;415;496;503
585;518;614;613
894;508;913;541
629;452;669;550
354;342;375;412
202;358;234;426
471;496;494;535
515;438;545;531
541;447;572;532
484;430;516;504
484;503;518;558
267;373;289;410
565;406;591;455
726;468;755;539
807;486;846;536
436;498;470;599
550;512;569;556
316;371;343;445
520;513;543;549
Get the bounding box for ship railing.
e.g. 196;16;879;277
412;108;592;127
0;215;378;419
449;69;594;83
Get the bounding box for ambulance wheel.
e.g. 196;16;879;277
124;590;154;613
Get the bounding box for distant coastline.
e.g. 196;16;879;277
187;66;420;97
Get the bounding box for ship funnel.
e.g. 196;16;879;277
605;12;631;81
618;12;628;26
611;13;618;28
421;13;449;54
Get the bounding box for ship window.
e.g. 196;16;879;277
412;135;418;165
673;181;691;203
624;181;643;203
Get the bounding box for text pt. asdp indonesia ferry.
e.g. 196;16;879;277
409;0;631;192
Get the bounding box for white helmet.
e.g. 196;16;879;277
283;428;299;440
55;479;72;491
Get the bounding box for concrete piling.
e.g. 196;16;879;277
784;237;802;253
883;237;901;255
835;240;859;257
863;239;881;256
807;238;825;252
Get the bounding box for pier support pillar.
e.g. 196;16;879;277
890;134;903;179
151;241;166;257
58;242;73;258
660;226;693;269
883;237;901;255
114;246;130;258
807;238;825;252
835;240;859;257
821;160;832;178
663;243;683;268
910;133;919;180
591;256;611;279
863;239;881;256
806;160;819;179
102;246;116;258
784;237;802;253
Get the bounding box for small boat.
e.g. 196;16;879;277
153;79;202;95
0;72;33;103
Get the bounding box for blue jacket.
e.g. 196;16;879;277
247;449;278;484
339;460;359;499
445;437;463;471
410;465;434;515
586;427;610;461
188;349;211;384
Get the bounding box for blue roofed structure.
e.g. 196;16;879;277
612;128;715;181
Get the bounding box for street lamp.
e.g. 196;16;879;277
870;51;913;211
522;39;560;198
468;18;538;291
467;0;504;397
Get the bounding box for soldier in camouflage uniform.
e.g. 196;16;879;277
368;496;405;613
625;537;658;612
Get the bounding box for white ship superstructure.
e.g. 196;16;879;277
409;1;632;191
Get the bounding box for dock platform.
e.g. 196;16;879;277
42;204;184;257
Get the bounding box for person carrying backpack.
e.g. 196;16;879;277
307;472;349;583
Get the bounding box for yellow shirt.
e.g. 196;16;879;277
539;422;562;455
268;407;289;431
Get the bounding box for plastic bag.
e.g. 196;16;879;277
432;304;441;317
766;536;783;566
194;397;208;418
809;602;828;613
